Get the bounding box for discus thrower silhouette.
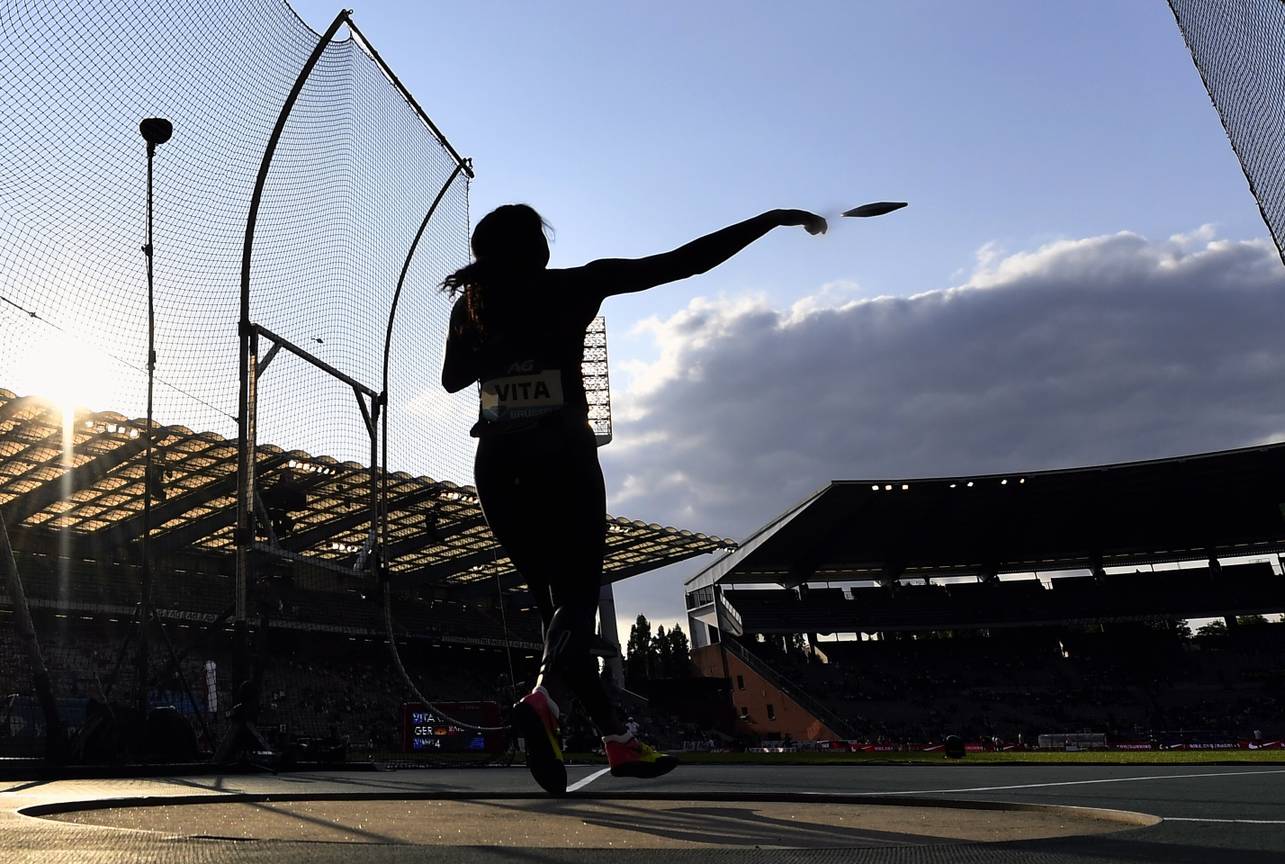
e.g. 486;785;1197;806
441;202;899;793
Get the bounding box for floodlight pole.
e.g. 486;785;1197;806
138;117;172;720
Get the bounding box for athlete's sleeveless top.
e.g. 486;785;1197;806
453;270;606;438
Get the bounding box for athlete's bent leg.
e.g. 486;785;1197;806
474;438;568;794
536;591;622;737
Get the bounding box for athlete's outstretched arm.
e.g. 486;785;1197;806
576;209;826;296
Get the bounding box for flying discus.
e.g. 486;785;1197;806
842;201;908;218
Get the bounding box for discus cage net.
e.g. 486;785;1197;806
1168;0;1285;268
0;0;553;765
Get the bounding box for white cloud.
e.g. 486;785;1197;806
783;279;863;324
1169;223;1218;248
602;228;1285;625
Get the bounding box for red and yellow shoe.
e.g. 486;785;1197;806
603;733;678;779
513;687;566;795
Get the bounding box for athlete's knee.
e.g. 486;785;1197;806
542;603;595;668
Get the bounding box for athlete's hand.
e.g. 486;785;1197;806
775;209;828;236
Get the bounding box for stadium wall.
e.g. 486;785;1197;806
692;644;840;742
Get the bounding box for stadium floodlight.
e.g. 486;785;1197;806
1001;479;1008;485
139;116;172;152
901;484;909;491
583;317;612;446
884;484;893;491
967;481;974;487
871;484;880;491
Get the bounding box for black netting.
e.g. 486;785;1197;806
0;0;475;481
1168;0;1285;267
0;0;507;765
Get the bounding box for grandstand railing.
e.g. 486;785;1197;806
715;588;744;637
728;564;1283;634
721;636;856;739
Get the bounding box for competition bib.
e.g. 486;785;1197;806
479;368;564;423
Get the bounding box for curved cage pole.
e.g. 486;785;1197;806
378;160;465;553
375;162;511;733
238;9;495;736
226;12;352;763
237;8;351;630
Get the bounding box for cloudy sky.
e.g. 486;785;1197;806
603;231;1285;604
284;0;1285;633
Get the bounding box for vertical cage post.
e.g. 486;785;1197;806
235;328;259;624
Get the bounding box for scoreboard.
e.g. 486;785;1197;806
401;701;505;754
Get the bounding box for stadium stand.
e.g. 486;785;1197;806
726;621;1285;745
1;615;532;756
0;392;734;762
687;445;1285;747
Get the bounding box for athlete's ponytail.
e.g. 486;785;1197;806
441;260;491;338
441;204;551;337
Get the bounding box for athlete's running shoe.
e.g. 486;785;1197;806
513;687;566;795
603;733;678;779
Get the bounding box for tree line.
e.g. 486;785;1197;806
623;614;693;687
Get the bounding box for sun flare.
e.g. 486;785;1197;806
15;328;116;429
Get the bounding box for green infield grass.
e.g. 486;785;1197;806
652;749;1285;766
370;748;1285;768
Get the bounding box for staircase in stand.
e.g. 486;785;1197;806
721;636;857;740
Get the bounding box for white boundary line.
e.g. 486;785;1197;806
1164;818;1285;824
565;765;1285;799
566;767;610;793
829;767;1285;797
564;766;1285;798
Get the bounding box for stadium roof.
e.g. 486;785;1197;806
687;443;1285;592
0;390;735;596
